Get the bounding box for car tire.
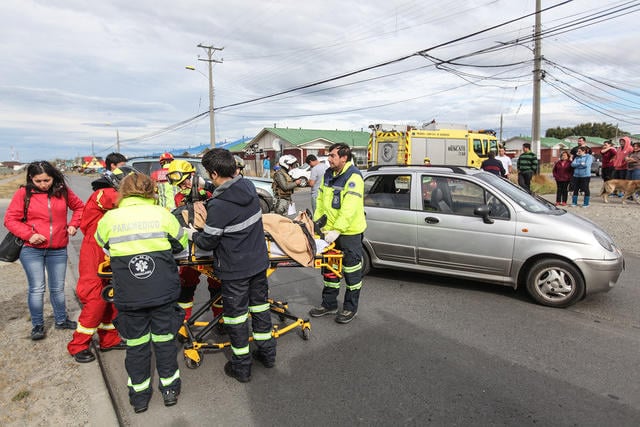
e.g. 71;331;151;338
525;259;585;308
361;248;372;276
259;197;270;214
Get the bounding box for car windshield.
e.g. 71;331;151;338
475;173;561;214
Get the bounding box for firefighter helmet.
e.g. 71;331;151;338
278;154;298;170
234;155;246;170
166;160;195;185
159;152;174;164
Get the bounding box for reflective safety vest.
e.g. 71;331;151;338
314;161;366;235
95;196;187;310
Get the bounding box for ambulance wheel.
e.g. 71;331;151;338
101;285;114;303
301;327;310;340
185;354;201;369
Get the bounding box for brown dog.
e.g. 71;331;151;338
600;179;640;204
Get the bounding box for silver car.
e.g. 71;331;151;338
362;166;624;308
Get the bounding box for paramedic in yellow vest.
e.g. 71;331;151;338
151;152;177;210
309;143;366;324
95;172;187;414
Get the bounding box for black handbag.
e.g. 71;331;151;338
0;191;32;263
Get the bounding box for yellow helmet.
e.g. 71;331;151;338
167;159;195;185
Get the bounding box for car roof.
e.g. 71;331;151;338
364;165;481;176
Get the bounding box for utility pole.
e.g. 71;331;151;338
197;43;224;148
531;0;542;162
116;129;120;153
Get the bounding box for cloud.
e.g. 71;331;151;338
1;0;639;162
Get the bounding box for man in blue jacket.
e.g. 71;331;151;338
189;148;276;383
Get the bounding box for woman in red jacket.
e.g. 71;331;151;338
4;161;84;340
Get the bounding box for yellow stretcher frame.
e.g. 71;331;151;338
97;239;343;369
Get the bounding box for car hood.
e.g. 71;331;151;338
514;208;619;259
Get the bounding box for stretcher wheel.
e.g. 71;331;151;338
184;353;202;369
101;285;114;303
301;327;310;340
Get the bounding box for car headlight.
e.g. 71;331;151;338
593;230;613;252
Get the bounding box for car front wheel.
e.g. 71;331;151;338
259;197;270;214
361;248;372;276
525;259;585;308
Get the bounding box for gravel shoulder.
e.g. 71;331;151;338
0;229;117;426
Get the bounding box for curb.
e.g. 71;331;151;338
66;240;121;426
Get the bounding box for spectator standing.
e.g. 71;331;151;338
191;148;276;383
4;161;84;340
600;140;617;182
306;154;329;214
309;143;366;324
570;147;593;207
95;172;187;413
67;154;129;363
423;157;431;166
517;143;538;194
272;155;301;215
481;151;506;176
262;156;271;178
613;136;634;180
570;136;592;160
151;152;177;210
495;147;513;179
625;142;640;180
552;151;572;206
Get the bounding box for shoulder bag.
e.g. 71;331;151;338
0;191;32;262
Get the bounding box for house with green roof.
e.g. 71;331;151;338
504;136;568;163
234;127;370;175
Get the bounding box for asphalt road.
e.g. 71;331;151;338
55;176;640;425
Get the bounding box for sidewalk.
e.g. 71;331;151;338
0;230;119;426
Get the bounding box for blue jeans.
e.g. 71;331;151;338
631;169;640;180
19;246;69;326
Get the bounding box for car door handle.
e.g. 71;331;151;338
424;217;439;224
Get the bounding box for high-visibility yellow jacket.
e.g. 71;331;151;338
95;196;187;310
314;161;366;236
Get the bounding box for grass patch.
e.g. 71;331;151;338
531;174;556;195
12;389;30;401
0;175;24;199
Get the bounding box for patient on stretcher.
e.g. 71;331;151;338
175;212;329;267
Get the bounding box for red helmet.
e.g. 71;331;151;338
159;152;174;163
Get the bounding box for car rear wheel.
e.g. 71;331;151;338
525;259;585;308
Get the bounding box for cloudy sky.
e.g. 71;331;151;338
1;0;639;162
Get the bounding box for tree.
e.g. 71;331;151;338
545;122;629;139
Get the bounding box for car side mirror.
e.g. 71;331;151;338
474;205;494;224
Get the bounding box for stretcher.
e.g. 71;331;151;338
97;235;343;369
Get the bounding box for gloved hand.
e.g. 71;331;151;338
197;177;206;188
183;226;196;240
324;230;340;243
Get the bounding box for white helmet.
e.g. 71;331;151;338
278;154;298;169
